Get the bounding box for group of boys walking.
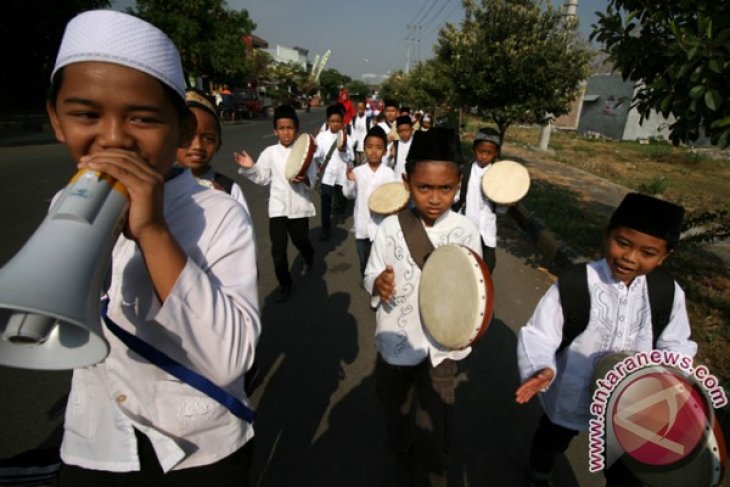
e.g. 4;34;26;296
43;9;698;487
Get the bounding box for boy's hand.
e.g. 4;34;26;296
292;174;309;185
373;265;395;303
234;150;254;169
78;149;165;242
515;368;555;404
346;167;355;181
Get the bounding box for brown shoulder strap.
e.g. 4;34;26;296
397;208;435;269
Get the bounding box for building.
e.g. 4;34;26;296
265;45;309;70
553;73;697;142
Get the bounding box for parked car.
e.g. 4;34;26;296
232;89;262;118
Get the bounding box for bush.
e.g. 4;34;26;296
637;176;669;195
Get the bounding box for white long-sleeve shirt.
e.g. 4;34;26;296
238;141;317;218
351;114;369;151
314;130;353;187
517;258;697;431
393;138;412;178
60;170;261;472
458;161;508;248
342;163;397;240
364;211;482;367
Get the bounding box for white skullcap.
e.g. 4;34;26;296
51;10;186;100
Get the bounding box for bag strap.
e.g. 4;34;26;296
397;208;435;270
101;299;255;424
213;172;234;194
557;264;590;353
315;139;340;189
645;267;675;347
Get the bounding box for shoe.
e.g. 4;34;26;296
275;285;291;302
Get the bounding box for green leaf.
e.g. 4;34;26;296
715;28;730;46
689;85;706;99
709;116;730;129
708;58;723;74
705;89;722;111
687;46;699;60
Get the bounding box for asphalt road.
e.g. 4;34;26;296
0;109;605;486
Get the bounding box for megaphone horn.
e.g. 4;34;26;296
0;169;129;370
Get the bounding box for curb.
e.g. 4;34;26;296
508;203;587;271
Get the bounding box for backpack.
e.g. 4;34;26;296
213;172;234;194
556;264;675;353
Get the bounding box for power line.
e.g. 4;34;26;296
422;0;461;38
421;0;452;31
407;0;433;28
412;0;439;28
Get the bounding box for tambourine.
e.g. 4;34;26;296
284;133;317;181
481;160;530;205
368;182;410;216
419;244;494;350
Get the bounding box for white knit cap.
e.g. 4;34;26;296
51;10;186;100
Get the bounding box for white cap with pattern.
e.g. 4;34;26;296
51;10;186;100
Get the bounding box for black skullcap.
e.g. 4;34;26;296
473;127;501;148
326;103;344;119
609;193;685;246
274;105;298;126
365;125;387;145
406;127;462;163
400;106;411;113
396;115;413;127
384;99;398;109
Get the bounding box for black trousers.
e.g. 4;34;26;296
269;216;314;287
528;414;642;486
59;429;253;487
375;356;457;487
481;243;496;274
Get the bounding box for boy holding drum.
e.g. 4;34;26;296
364;128;481;486
235;105;317;302
342;126;397;276
515;193;697;486
314;104;354;240
453;127;508;273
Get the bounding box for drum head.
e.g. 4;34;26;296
337;129;346;149
284;134;314;180
368;182;410;216
481;160;530;205
419;245;494;350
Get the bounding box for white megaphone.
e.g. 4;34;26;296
0;169;129;370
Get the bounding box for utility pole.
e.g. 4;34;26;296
538;0;578;151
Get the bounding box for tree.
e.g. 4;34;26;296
435;0;592;142
263;61;308;106
133;0;256;87
345;80;370;101
402;59;453;114
318;68;351;103
591;1;730;146
1;0;111;111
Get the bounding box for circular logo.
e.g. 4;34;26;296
610;369;709;466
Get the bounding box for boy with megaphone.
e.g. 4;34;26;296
44;10;260;485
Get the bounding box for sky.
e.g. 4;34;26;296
111;0;609;80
